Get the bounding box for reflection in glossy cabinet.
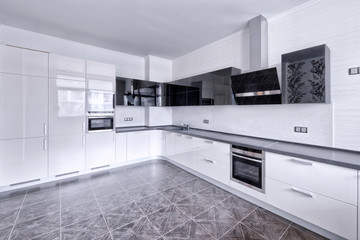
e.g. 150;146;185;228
49;77;86;136
86;132;115;169
49;134;85;176
86;60;115;91
149;130;165;156
49;54;86;81
0;73;48;140
0;138;48;186
0;45;48;77
165;131;176;159
116;133;127;163
127;131;149;161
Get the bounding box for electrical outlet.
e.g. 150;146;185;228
294;126;301;132
301;127;308;133
129;117;133;121
294;126;307;133
203;119;209;124
349;67;359;75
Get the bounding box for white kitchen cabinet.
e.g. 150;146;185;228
165;131;176;159
116;133;127;163
149;130;165;156
0;45;48;77
172;133;187;163
49;76;86;136
0;73;48;140
49;54;86;81
0;138;48;186
86;60;115;91
127;131;149;161
266;152;358;206
86;131;115;169
267;178;357;240
49;134;85;176
195;138;230;164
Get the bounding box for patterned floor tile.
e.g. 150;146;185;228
60;178;92;196
180;178;211;194
29;229;61;240
23;187;60;207
126;184;159;201
0;207;20;229
120;177;148;190
216;196;257;221
161;185;192;203
0;225;13;240
10;211;60;240
61;200;101;227
281;223;329;240
92;181;124;198
0;189;27;202
242;208;291;240
175;194;212;218
103;202;144;231
111;217;161;240
136;193;171;215
163;220;215;240
61;214;109;240
194;207;238;239
197;186;232;205
97;191;133;212
219;223;266;240
148;204;189;235
150;177;178;191
17;199;60;223
61;189;95;209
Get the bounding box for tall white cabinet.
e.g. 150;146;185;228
0;46;49;186
48;54;87;176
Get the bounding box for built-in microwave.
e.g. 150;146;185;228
87;115;114;132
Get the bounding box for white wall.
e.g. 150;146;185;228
172;0;360;151
0;25;145;80
115;107;146;127
145;107;172;126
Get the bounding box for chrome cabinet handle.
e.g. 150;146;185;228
290;158;313;166
204;140;214;144
82;121;86;132
43;139;47;151
291;187;313;198
43;123;47;135
203;158;215;164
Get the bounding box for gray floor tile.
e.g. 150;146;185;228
10;211;60;240
61;189;95;209
126;184;158;201
103;201;144;231
148;204;189;235
163;220;215;240
197;186;232;205
23;187;60;207
219;223;266;240
0;225;12;240
0;189;27;202
27;182;59;194
29;229;61;240
60;178;92;196
281;223;329;240
61;200;101;227
61;214;109;240
175;194;212;218
161;185;192;203
92;181;124;198
216;196;257;221
136;193;171;215
242;208;290;240
0;195;24;212
180;178;212;194
111;216;160;240
93;233;113;240
17;198;60;224
194;207;238;239
97;192;132;212
120;177;148;190
150;177;178;191
0;207;20;229
172;172;197;184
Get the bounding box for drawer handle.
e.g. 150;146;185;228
290;158;313;166
203;158;215;164
291;187;313;198
43;139;48;151
204;140;214;144
43;123;47;135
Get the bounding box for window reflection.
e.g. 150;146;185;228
55;79;85;117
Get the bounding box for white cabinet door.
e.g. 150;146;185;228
127;131;149;161
195;154;230;185
195;138;230;164
0;45;48;77
165;131;176;159
173;133;187;163
49;134;85;176
86;132;115;169
116;133;127;163
149;130;165;156
49;54;86;81
0;138;48;186
86;60;115;91
267;178;357;240
49;77;86;136
0;73;48;140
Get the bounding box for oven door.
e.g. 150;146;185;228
231;153;263;192
88;116;114;132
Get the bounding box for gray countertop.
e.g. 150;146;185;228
116;125;360;170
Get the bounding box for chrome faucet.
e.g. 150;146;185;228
182;123;190;131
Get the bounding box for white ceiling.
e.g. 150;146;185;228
0;0;311;59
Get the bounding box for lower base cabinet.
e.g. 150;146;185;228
194;154;230;185
86;132;115;169
267;178;357;240
0;138;48;186
127;131;149;161
115;133;127;163
49;134;85;176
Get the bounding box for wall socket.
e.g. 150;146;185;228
294;126;308;133
348;67;360;75
203;119;209;124
124;117;133;121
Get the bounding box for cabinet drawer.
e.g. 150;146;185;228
266;152;357;205
266;178;357;240
195;155;230;185
195;138;230;164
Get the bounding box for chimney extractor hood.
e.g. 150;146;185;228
231;67;281;105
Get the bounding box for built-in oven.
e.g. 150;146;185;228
87;113;114;132
231;145;264;193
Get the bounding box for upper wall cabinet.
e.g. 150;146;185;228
0;45;48;77
86;60;115;91
49;54;86;81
